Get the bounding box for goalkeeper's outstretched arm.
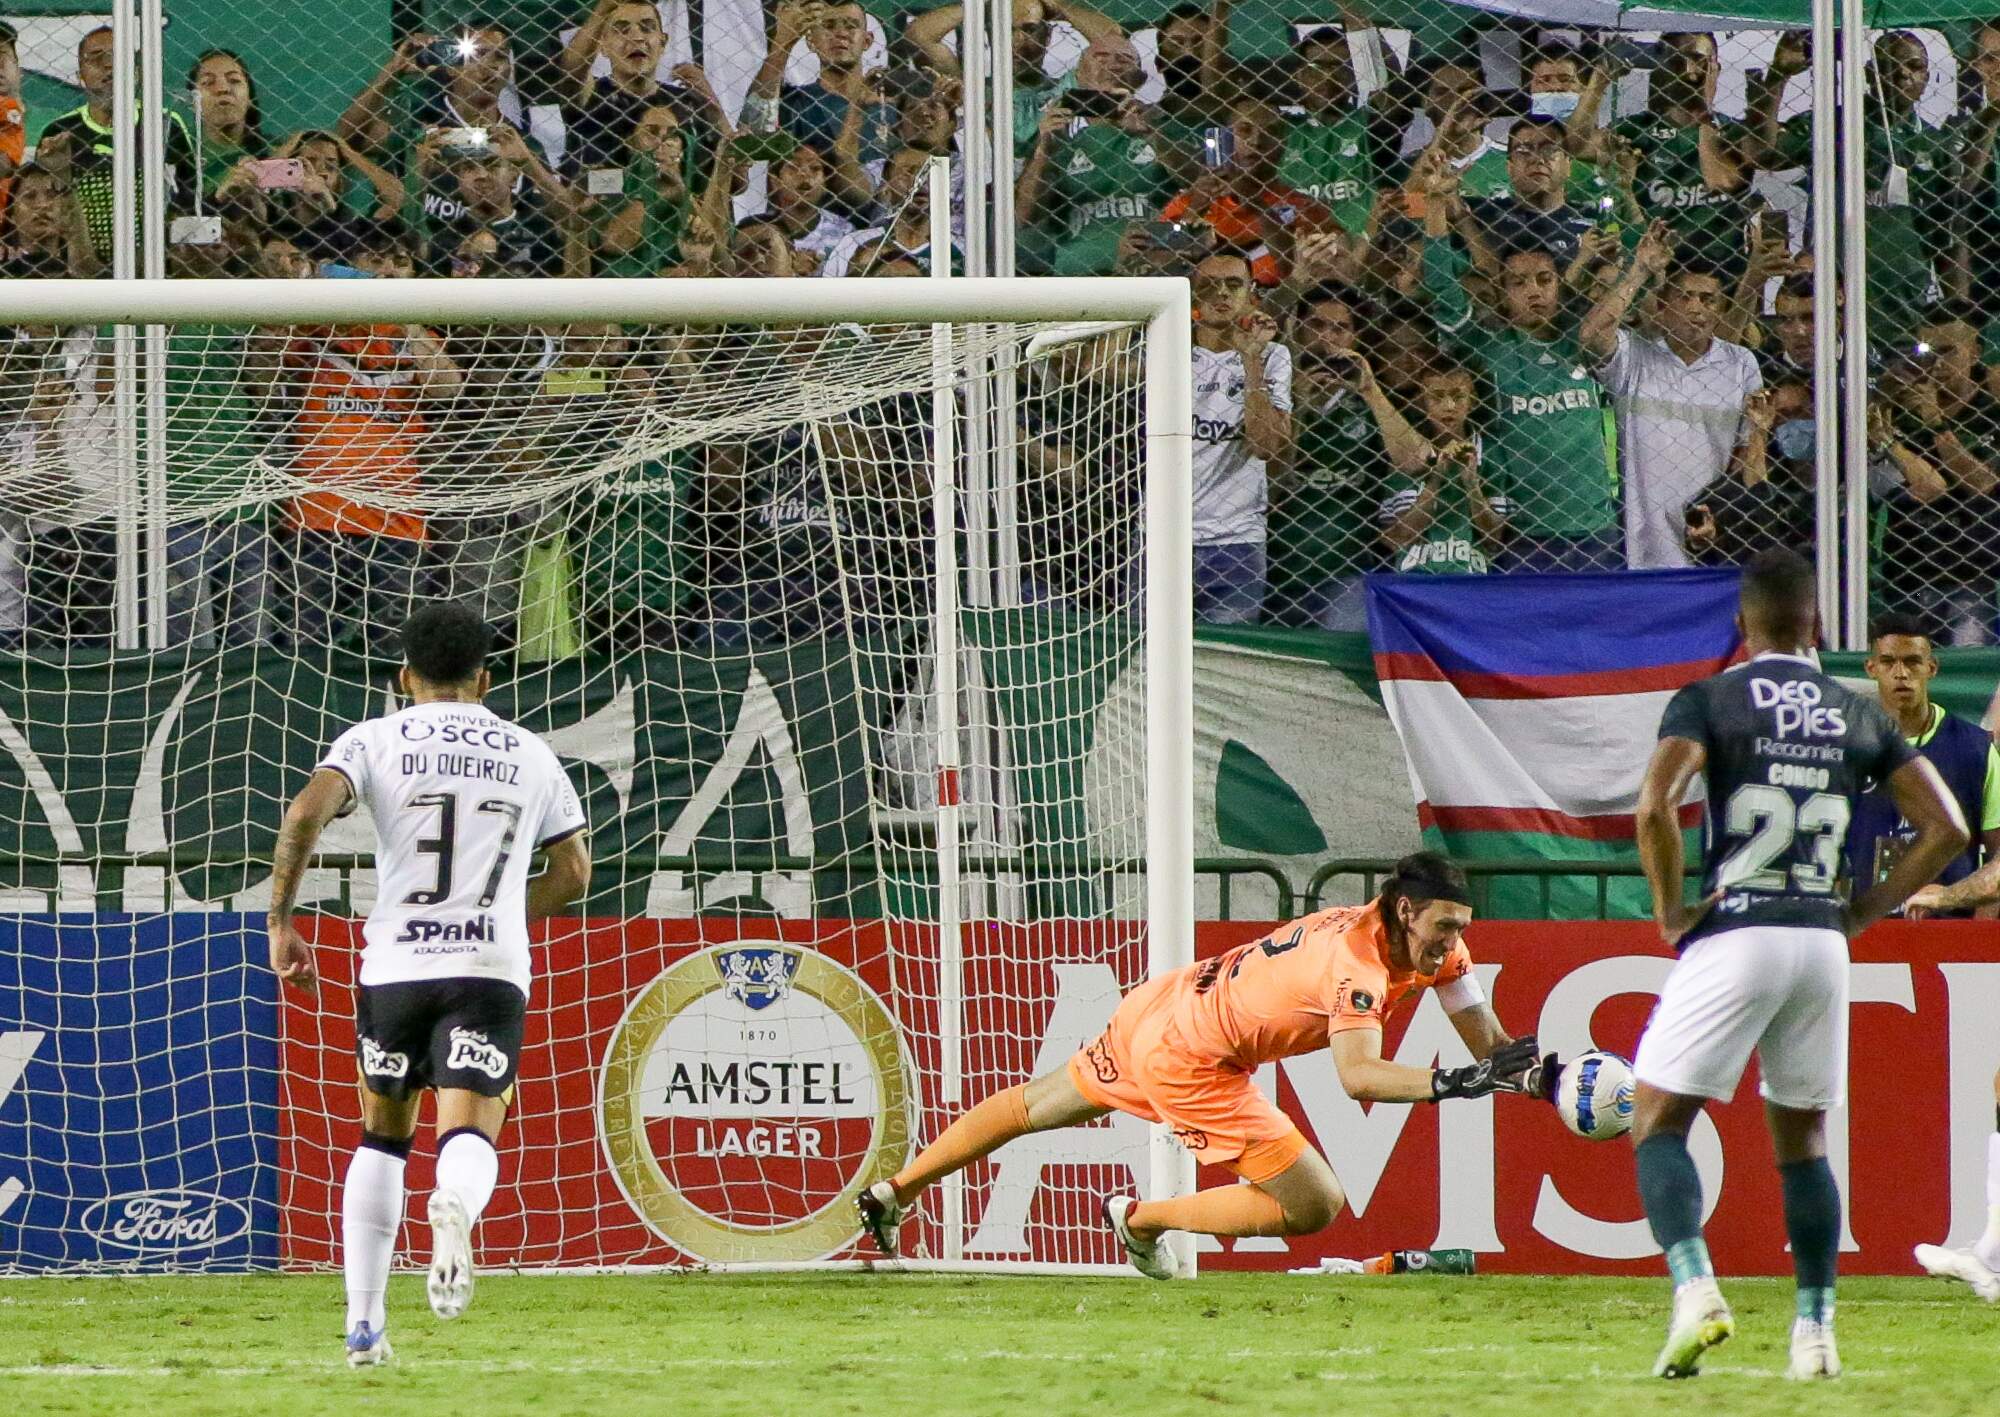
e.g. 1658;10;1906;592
1329;1024;1543;1105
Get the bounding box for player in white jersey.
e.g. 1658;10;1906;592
266;603;591;1367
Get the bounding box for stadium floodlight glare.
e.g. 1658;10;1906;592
0;277;1195;1278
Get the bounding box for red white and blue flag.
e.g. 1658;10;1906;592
1366;571;1743;915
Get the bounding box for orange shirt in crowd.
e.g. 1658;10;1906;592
286;325;430;542
1159;182;1329;287
0;97;26;231
1169;899;1474;1071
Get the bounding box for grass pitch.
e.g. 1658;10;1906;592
2;1272;1996;1417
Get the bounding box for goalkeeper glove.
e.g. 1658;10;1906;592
1430;1035;1541;1102
1531;1053;1564;1104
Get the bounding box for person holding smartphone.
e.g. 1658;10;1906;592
1266;285;1407;628
559;2;727;194
1376;357;1510;576
1161;99;1331;287
1568;33;1749;277
1017;41;1171;278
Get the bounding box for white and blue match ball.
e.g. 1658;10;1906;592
1555;1050;1636;1141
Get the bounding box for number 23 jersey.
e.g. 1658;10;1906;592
318;701;588;992
1660;651;1916;947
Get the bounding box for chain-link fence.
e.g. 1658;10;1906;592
2;3;1998;640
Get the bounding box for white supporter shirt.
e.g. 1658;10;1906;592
318;701;588;994
1191;342;1294;547
1600;328;1762;570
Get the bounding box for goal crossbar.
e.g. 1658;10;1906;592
0;277;1190;330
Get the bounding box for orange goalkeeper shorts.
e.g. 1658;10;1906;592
1066;972;1308;1184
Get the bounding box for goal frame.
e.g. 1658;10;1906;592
3;275;1199;1277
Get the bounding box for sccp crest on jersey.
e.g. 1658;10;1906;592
598;943;912;1262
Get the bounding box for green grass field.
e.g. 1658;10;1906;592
3;1273;1997;1417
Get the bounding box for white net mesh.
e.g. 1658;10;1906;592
0;307;1163;1273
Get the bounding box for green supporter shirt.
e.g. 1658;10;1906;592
1773;112;1959;339
1376;454;1511;575
575;453;693;616
1014;72;1078;161
594;154;693;278
1046;122;1174;277
198;134;252;199
150;325;268;523
35;103;197;262
1278;110;1376;236
1611;115;1748;266
1266;385;1390;611
1423;237;1618;538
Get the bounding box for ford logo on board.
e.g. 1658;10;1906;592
79;1189;252;1254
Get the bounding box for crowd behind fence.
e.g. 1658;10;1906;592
4;5;2000;647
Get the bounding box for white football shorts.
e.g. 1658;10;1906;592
1632;924;1848;1110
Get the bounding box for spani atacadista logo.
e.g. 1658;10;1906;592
598;944;912;1263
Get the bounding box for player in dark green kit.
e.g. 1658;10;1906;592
1631;550;1966;1381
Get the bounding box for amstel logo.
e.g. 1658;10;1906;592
598;944;912;1263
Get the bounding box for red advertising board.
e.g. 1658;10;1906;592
277;918;2000;1276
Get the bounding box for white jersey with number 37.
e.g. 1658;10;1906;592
317;701;588;993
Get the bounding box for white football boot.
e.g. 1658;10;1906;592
1102;1196;1178;1281
427;1190;476;1320
1652;1276;1734;1379
344;1322;393;1368
1786;1317;1841;1380
855;1180;908;1259
1914;1243;2000;1302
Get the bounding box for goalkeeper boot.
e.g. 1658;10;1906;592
1786;1317;1841;1380
856;1180;907;1259
1652;1276;1733;1379
427;1190;476;1320
1914;1243;2000;1301
344;1322;392;1368
1102;1196;1178;1282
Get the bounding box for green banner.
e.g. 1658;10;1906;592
0;641;877;916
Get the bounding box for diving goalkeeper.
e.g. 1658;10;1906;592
857;851;1559;1276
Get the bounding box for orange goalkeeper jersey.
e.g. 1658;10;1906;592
1169;900;1473;1072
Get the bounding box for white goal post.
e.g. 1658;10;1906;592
0;276;1195;1277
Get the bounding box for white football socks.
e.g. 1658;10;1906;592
343;1144;406;1332
436;1130;499;1224
1976;1131;2000;1272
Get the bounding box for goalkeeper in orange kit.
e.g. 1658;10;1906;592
858;852;1562;1277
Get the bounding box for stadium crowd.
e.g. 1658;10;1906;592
7;5;2000;649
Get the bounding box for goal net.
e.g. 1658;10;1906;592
0;277;1192;1276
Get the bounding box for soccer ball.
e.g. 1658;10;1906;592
1554;1050;1636;1140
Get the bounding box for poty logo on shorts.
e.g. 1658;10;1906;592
360;1037;410;1079
446;1028;509;1080
79;1189;252;1255
598;943;912;1265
